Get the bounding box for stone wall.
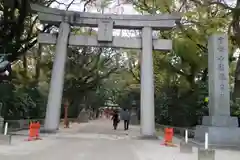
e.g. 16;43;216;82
5;118;78;132
5;119;45;132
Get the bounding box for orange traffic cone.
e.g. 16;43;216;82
25;122;35;141
161;128;177;147
35;122;42;140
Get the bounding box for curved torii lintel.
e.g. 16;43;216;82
30;3;182;30
30;3;182;21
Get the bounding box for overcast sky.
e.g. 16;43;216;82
50;0;238;38
51;0;138;14
51;0;140;37
51;0;239;15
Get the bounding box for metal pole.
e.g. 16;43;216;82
64;100;69;128
185;129;188;143
205;132;209;150
4;122;8;135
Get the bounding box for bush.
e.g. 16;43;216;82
0;82;47;120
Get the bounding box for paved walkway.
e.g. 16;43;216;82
0;119;239;160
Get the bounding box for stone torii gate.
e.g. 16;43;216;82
31;4;181;137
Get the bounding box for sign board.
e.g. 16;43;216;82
98;20;113;42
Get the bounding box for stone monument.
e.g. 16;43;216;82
130;107;139;125
195;33;240;145
77;108;89;123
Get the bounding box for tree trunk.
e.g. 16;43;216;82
22;54;27;76
232;0;240;102
233;55;240;101
35;44;42;84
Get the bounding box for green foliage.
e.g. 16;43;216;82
124;0;240;127
0;81;46;120
0;0;53;62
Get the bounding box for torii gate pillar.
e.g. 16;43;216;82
44;22;70;132
141;27;155;136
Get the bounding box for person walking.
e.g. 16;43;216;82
121;108;130;130
111;110;120;130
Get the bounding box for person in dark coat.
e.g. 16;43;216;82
111;110;119;130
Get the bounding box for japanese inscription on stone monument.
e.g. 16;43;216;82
208;34;230;115
217;36;227;96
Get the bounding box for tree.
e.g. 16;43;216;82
124;0;236;126
0;0;55;62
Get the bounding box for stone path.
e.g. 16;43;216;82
0;119;239;160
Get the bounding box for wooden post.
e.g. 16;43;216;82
64;100;69;128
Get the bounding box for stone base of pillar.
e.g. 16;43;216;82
40;128;58;134
138;134;158;140
195;116;240;146
202;116;238;127
180;141;193;153
0;134;11;145
198;148;215;160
